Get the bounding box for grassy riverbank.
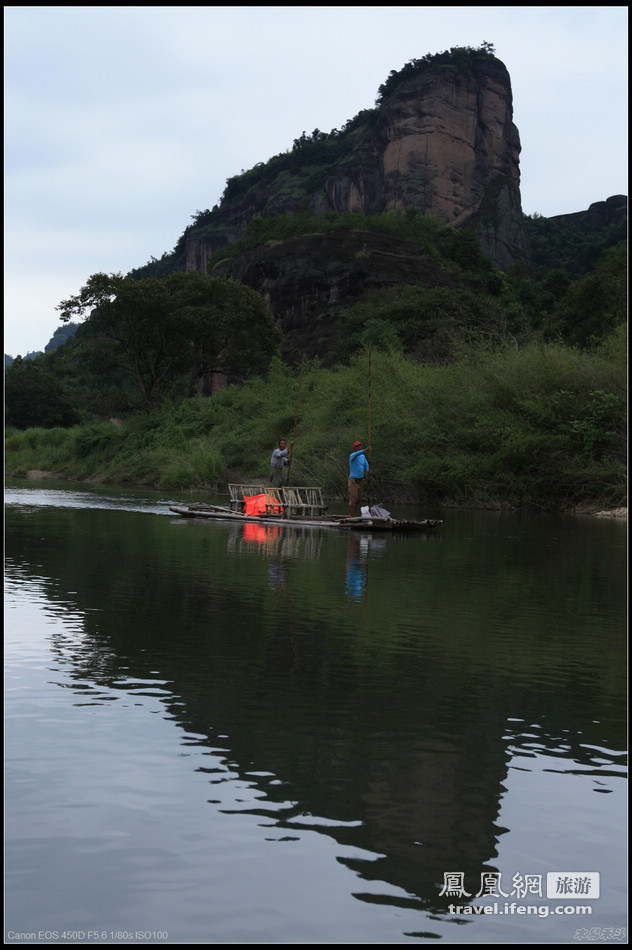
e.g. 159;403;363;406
5;342;627;511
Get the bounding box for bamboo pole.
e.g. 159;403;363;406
286;355;304;485
367;344;372;507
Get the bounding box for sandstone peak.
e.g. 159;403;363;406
186;47;529;273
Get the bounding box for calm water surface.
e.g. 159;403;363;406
4;480;627;944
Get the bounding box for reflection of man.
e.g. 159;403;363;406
270;438;294;487
348;440;370;517
345;534;369;604
268;557;287;594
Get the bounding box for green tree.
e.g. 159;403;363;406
58;273;178;405
5;356;78;429
546;246;627;347
162;271;281;394
57;272;280;406
337;284;527;364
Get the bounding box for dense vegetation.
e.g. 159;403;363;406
5;316;627;511
205;206;500;282
53;271;280;408
375;42;498;102
524;207;628;281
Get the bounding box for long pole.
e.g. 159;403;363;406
286;355;304;485
367;344;372;507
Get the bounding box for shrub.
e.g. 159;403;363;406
158;462;196;491
73;423;122;459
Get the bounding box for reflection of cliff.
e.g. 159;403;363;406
5;504;626;916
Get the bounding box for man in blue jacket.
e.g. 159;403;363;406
348;440;370;517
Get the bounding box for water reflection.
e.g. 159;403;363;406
224;521;326;593
226;520;324;560
345;534;369;604
5;498;627;941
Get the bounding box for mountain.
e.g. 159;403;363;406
44;322;79;353
5;323;78;366
180;46;529;275
5;351;42;366
524;195;628;281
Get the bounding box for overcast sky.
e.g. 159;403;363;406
4;5;628;358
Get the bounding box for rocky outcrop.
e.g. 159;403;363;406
213;230;458;362
185;230;241;273
183;51;530;364
186;52;529;272
548;195;627;232
323;57;528;268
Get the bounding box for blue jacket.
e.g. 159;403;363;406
349;449;369;478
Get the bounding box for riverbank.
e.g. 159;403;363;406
13;469;627;519
5;344;626;513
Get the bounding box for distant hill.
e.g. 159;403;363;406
524;195;627;281
5;322;78;367
5;350;42;366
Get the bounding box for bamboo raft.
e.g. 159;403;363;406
169;485;443;533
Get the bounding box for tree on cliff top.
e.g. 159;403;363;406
375;43;500;104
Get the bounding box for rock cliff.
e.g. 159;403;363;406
183;49;532;364
323;56;527;269
213;230;459;362
186;50;529;273
548;194;627;232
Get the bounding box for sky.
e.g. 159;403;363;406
4;5;628;358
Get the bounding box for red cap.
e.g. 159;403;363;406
352;441;362;448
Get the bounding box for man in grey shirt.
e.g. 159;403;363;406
269;438;294;487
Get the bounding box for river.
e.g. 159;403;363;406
4;479;627;944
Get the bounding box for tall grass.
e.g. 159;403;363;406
5;341;627;509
